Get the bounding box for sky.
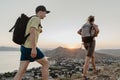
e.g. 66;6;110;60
0;0;120;49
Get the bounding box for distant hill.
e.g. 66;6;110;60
96;49;120;56
44;47;119;61
0;46;48;52
0;46;19;51
45;46;85;59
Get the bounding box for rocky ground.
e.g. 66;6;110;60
0;62;120;80
80;63;120;80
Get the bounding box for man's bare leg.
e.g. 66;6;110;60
36;57;49;80
14;61;30;80
91;54;97;73
83;56;91;77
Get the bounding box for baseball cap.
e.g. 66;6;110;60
36;5;50;14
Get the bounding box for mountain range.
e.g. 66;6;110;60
44;47;120;61
97;49;120;56
0;46;19;51
0;46;120;57
0;46;47;52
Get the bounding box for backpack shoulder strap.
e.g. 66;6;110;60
9;26;15;32
89;23;93;36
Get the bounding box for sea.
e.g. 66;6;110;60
0;51;43;73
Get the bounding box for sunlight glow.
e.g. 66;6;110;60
65;44;79;49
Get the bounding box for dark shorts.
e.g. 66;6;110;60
20;46;45;62
83;40;95;57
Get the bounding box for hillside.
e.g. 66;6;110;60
0;46;19;51
0;47;120;80
97;49;120;56
45;47;120;62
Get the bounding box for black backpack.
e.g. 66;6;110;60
9;14;31;45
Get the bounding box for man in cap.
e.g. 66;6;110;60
14;5;50;80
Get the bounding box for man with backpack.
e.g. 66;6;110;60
77;15;99;80
13;5;50;80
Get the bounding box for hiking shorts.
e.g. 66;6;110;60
20;46;45;62
83;40;95;57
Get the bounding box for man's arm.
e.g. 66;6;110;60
30;27;37;58
94;24;99;34
93;24;99;37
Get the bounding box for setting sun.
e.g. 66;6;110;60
64;44;79;49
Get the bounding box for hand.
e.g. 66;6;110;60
39;27;42;33
31;48;37;58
